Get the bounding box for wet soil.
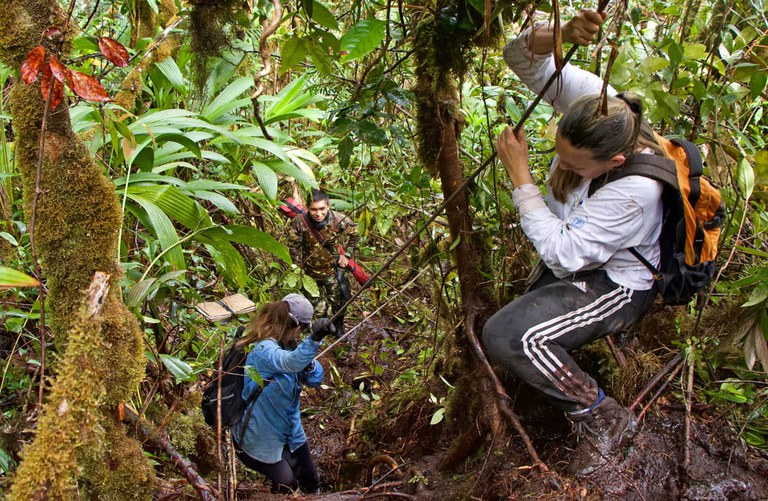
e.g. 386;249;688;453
231;306;768;500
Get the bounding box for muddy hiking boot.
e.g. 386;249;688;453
566;390;637;476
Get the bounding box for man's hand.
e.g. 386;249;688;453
495;126;534;189
338;255;349;268
562;9;606;46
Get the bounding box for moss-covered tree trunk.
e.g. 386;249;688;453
413;12;501;466
0;0;154;498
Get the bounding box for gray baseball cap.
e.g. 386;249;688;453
282;293;314;327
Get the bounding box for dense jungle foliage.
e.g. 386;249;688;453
1;0;767;498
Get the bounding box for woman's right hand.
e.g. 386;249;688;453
496;126;534;189
562;9;607;46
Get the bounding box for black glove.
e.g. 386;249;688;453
310;318;336;341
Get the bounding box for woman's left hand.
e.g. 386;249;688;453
495;126;534;188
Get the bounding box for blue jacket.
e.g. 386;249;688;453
232;337;324;463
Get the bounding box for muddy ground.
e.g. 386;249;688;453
226;304;768;501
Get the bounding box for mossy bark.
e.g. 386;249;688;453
0;0;153;497
413;14;498;459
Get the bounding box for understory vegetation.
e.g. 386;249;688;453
1;0;767;498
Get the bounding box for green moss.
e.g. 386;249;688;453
8;308;106;499
80;425;154;500
187;0;241;93
2;0;154;494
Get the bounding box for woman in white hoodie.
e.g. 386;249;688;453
483;10;668;474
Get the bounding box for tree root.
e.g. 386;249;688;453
123;405;218;501
464;309;548;472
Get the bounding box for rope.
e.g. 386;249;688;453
316;267;428;359
325;0;612;327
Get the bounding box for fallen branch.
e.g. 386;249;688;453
629;353;682;412
123;406;219;501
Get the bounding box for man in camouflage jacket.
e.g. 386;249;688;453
287;189;359;334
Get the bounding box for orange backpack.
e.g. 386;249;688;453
605;136;726;305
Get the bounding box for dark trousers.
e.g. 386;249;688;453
235;442;320;494
482;268;656;413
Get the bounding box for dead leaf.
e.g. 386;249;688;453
40;65;65;109
21;45;45;84
49;56;71;86
69;70;110;102
98;36;130;67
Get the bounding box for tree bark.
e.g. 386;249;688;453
0;0;154;497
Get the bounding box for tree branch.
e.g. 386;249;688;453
123;406;219;501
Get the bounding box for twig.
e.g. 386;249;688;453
356;494;415;501
683;358;694;482
637;361;683;422
123;406;219;501
629;353;683;412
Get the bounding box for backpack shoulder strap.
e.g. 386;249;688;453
669;138;703;207
610;153;680;189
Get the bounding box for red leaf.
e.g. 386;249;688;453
97;37;130;67
21;46;45;84
43;26;62;39
69;70;110;102
49;56;71;86
40;65;65;109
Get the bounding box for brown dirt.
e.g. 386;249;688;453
230;303;768;501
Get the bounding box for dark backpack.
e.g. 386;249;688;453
597;137;726;305
201;327;265;433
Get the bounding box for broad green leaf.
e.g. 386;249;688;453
268;160;316;187
667;42;683;68
683;43;707;59
200;225;290;263
126;194;186;270
126;277;158;307
312;0;338;30
155;133;202;160
430;408;445;425
338;136;354;171
252;161;279;199
159;354;195;382
231;133;292;163
737;157;754;199
145;0;158;14
200;76;253;122
130;184;212;230
750;72;767;99
244;366;265;387
193;190;239;215
0;267;39;289
280;37;308;74
155;58;186;93
340;20;386;62
202;236;248;287
0;232;18;247
640;56;669;73
302;274;320;297
357;120;388;146
185;180;248;191
307;41;334;75
301;0;313;18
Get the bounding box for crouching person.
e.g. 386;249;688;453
483;9;661;475
232;293;335;493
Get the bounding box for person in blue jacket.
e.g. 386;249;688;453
232;293;335;493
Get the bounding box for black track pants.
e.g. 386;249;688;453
482;269;655;412
235;442;320;494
